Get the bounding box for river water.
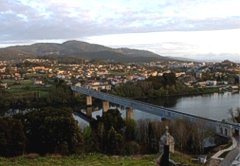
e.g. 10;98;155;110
141;92;240;121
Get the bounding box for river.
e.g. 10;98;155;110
141;92;240;121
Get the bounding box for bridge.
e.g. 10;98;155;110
71;86;240;137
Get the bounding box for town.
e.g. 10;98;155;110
0;58;239;93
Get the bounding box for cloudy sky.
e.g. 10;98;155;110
1;0;240;61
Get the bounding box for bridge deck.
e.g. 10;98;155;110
71;86;240;130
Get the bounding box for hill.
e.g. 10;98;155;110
0;40;170;62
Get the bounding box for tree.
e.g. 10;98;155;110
95;109;125;133
172;119;190;151
135;120;168;154
0;118;26;156
47;79;76;106
124;141;140;155
125;119;137;141
83;127;96;152
17;107;83;154
90;109;125;154
162;72;176;86
106;127;124;154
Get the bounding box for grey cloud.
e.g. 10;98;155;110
187;53;240;62
1;0;240;44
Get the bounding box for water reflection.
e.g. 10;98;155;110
141;97;178;107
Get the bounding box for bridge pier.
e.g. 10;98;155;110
216;126;223;135
86;96;93;106
216;124;235;137
126;107;134;119
102;101;110;112
86;107;93;117
228;126;233;137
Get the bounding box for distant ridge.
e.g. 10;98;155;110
0;40;171;62
166;56;201;62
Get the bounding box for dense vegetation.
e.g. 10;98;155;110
0;108;83;157
78;110;214;156
0;108;214;156
112;73;219;98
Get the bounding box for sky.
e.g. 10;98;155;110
1;0;240;62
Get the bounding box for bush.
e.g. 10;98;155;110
124;141;140;155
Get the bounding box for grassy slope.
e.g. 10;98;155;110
0;153;201;166
0;154;156;166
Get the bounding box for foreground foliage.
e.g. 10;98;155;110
0;108;214;157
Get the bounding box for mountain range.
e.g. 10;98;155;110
0;40;172;62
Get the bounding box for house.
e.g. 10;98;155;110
206;80;217;86
197;81;207;87
127;75;134;81
175;72;186;77
85;81;112;91
0;83;8;89
151;71;158;76
231;86;239;90
34;79;43;85
195;71;202;79
0;67;6;73
75;82;81;87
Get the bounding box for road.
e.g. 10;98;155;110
219;136;240;166
211;137;237;159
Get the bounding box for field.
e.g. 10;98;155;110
0;153;200;166
2;79;49;98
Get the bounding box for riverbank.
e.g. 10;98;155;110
112;85;221;100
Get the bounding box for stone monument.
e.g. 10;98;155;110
158;126;175;166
